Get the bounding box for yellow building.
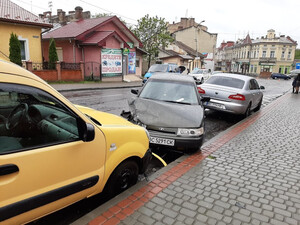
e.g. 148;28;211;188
217;30;297;76
0;0;52;64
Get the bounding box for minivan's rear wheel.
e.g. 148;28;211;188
105;160;139;196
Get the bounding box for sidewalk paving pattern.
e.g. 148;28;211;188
70;91;300;225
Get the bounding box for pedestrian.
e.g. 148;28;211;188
292;76;297;93
294;73;300;94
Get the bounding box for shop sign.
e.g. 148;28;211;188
101;49;122;76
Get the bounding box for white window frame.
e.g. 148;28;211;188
18;36;30;61
262;51;266;58
270;51;275;58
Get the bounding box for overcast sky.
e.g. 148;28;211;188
12;0;300;47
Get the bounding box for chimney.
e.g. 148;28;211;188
57;9;66;25
75;6;83;21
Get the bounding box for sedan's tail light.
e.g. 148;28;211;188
228;94;245;101
197;87;205;94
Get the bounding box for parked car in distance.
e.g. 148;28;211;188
143;64;179;83
271;73;291;80
188;68;211;84
198;73;264;117
0;60;151;225
124;73;209;152
211;71;224;75
289;69;300;77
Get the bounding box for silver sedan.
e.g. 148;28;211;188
198;73;264;117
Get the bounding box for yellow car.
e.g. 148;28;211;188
0;60;151;225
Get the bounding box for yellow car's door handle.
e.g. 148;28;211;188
0;164;19;176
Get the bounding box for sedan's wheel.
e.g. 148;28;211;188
105;160;139;196
253;98;262;112
244;103;251;118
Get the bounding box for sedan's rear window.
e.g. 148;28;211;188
206;76;245;89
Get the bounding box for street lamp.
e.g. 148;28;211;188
195;20;205;68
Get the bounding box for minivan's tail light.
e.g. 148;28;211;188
197;87;205;94
228;94;245;101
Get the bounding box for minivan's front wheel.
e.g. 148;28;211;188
105;160;139;196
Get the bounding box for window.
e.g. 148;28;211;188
262;51;266;58
0;83;80;154
270;51;275;58
288;51;291;59
18;36;29;61
136;58;140;68
249;79;259;90
281;51;285;58
206;76;245;89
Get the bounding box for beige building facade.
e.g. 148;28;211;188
159;18;217;72
217;29;297;76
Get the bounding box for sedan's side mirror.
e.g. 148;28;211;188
131;89;139;95
260;86;265;90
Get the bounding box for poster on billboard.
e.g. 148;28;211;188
101;49;122;76
128;52;136;74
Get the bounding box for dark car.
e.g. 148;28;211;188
271;73;291;80
123;73;209;152
142;64;182;83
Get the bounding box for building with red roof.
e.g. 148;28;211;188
42;11;145;79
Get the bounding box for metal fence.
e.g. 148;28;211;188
61;62;81;70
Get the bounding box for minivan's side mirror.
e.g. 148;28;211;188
83;123;95;142
131;89;139;95
260;86;265;90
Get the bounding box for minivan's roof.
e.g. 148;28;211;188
0;60;45;83
149;73;195;83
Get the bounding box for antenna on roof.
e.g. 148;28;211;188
48;1;53;13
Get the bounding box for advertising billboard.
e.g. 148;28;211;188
101;49;122;76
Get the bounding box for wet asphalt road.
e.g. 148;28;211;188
29;78;292;225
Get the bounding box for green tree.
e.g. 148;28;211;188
48;38;58;69
132;14;173;68
9;33;22;66
295;49;300;59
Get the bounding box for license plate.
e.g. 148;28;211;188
149;137;175;146
208;102;225;109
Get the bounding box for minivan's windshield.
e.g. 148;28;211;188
140;80;199;105
206;76;245;89
148;64;169;73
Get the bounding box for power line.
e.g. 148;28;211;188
78;0;138;24
12;0;48;11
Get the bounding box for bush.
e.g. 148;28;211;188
48;38;58;69
9;33;22;66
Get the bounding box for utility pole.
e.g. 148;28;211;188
195;20;205;68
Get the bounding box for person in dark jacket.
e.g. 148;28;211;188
294;73;300;94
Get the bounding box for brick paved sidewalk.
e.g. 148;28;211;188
72;92;300;225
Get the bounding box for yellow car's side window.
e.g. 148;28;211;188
0;83;80;154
